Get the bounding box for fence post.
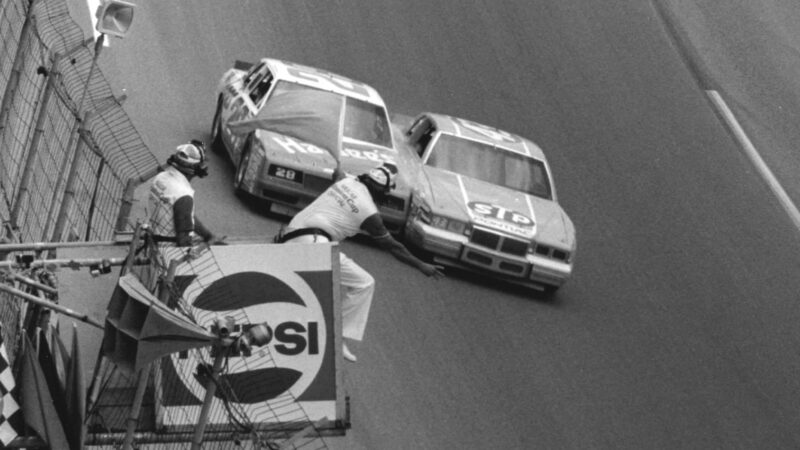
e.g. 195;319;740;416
8;54;60;229
41;116;81;242
47;116;84;244
44;39;99;244
0;0;35;136
84;157;105;241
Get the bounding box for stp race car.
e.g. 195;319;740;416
211;58;413;232
400;113;576;294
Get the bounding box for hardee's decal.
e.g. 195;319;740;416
467;201;536;237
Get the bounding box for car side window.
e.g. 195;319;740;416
407;118;434;157
242;62;265;87
248;71;274;106
417;129;434;157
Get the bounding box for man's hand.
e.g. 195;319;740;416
419;262;445;279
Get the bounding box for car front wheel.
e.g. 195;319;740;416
234;143;251;196
211;97;224;154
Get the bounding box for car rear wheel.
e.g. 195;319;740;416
210;97;224;154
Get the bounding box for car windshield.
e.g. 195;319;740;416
343;98;392;147
267;81;392;148
426;133;553;199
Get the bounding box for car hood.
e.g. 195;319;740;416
420;167;575;246
254;129;415;188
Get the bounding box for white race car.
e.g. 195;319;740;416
400;113;576;294
211;58;414;232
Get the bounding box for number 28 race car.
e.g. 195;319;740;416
211;58;414;232
399;113;576;294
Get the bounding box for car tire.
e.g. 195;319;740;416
210;96;224;154
234;141;252;197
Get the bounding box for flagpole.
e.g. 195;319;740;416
122;257;176;449
0;256;137;270
0;283;102;329
191;345;227;450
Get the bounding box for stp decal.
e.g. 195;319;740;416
468;201;536;237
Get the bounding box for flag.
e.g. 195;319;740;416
50;324;70;394
229;88;346;162
38;328;68;424
64;324;85;450
20;334;69;448
0;324;21;446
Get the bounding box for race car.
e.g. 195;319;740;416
211;58;413;233
400;113;576;294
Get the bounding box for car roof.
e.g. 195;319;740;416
263;58;386;107
422;112;546;160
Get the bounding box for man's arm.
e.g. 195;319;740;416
172;196;195;247
173;196;225;246
360;214;444;278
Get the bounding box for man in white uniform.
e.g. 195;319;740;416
149;140;224;247
277;162;444;362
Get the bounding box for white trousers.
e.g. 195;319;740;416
284;234;375;341
338;251;375;341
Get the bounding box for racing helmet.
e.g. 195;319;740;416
167;140;208;178
362;162;398;193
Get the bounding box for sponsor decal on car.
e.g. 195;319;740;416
455;117;521;145
467;201;536;237
284;61;372;99
269;164;303;183
272;135;327;155
341;147;396;164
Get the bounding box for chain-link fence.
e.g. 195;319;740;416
0;0;159;367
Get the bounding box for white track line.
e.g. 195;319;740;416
706;90;800;229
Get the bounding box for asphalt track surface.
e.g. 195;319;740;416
66;1;800;448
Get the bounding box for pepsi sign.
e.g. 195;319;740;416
158;243;343;428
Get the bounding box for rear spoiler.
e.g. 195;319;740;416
234;60;254;71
